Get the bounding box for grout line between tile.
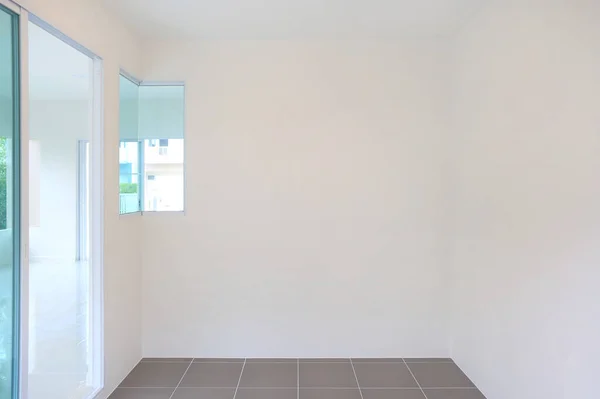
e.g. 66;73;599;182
403;359;428;399
297;359;300;399
168;358;195;399
193;360;246;363
350;359;365;399
299;362;352;364
141;361;195;363
350;362;404;364
232;358;247;399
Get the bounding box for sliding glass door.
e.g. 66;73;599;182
0;7;104;399
0;4;20;399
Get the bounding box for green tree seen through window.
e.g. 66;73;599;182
120;182;139;194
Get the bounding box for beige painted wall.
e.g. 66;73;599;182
140;40;451;357
450;1;600;398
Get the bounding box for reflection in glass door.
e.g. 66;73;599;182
0;4;20;399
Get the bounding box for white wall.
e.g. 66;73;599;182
450;1;600;398
140;40;450;357
17;1;143;397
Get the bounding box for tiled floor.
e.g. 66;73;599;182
110;358;486;399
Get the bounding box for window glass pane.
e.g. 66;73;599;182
118;81;185;213
0;6;18;399
119;141;141;213
119;75;139;141
143;139;184;212
138;85;184;140
119;73;142;214
138;84;184;212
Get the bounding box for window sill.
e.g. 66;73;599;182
142;210;186;217
118;210;186;218
119;211;142;218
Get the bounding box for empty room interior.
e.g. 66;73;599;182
0;0;599;399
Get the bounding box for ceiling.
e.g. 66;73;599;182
103;0;486;39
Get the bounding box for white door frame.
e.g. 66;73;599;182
0;0;19;13
18;5;30;399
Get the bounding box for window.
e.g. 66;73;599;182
119;74;185;213
118;75;141;213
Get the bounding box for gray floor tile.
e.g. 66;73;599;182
113;357;484;399
407;363;474;388
109;388;174;399
247;359;298;363
180;362;244;387
361;389;426;399
119;362;190;388
236;388;297;399
194;358;245;363
239;362;297;387
171;388;236;399
423;388;486;399
300;389;362;399
353;363;418;388
300;359;350;363
300;363;358;388
351;359;403;363
403;359;453;363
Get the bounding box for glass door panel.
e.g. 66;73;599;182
27;21;97;399
0;5;19;399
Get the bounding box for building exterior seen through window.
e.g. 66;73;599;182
143;138;184;211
